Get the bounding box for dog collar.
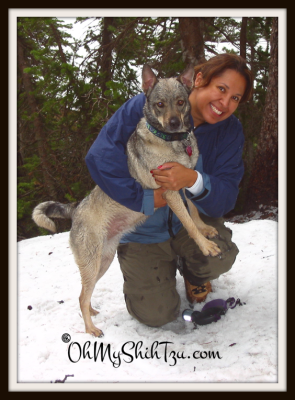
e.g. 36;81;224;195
146;122;189;142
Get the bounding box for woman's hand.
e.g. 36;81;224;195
151;162;198;191
153;187;167;208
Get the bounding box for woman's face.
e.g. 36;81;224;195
189;69;247;128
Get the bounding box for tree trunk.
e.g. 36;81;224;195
17;36;57;198
240;17;248;59
245;17;278;211
179;17;206;66
50;22;68;64
99;17;114;94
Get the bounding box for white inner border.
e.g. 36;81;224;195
9;8;286;392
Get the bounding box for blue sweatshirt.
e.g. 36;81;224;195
85;93;244;244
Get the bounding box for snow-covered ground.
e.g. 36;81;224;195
11;219;286;391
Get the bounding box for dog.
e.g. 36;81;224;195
32;64;221;337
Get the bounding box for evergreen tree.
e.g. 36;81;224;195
17;16;276;239
246;17;278;211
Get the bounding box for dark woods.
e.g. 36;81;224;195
17;17;278;240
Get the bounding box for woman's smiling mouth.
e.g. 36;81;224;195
210;103;223;116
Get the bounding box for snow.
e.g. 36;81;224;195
12;219;285;391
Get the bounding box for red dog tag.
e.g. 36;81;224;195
186;146;192;157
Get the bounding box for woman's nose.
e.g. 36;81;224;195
220;94;231;109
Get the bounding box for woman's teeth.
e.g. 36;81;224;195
210;104;222;115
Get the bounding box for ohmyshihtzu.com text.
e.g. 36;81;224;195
67;340;222;367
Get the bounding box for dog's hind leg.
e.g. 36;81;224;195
78;247;116;337
79;279;103;337
89;303;99;316
78;249;104;337
164;190;221;257
72;236;103;337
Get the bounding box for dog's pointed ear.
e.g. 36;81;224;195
177;65;195;92
142;64;158;95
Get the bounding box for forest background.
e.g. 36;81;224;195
16;15;279;240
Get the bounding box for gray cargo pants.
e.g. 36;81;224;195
117;215;238;327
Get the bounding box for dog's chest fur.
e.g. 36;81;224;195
126;118;199;190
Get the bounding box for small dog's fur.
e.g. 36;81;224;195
33;65;221;337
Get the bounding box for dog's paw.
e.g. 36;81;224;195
200;239;221;257
86;326;104;337
199;225;218;239
89;305;99;316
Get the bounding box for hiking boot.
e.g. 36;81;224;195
184;278;212;304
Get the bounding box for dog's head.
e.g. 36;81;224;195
142;64;195;134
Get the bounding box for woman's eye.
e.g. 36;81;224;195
232;96;240;102
218;86;225;92
157;102;164;108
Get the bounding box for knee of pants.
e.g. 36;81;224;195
183;241;239;284
173;221;239;283
124;288;181;327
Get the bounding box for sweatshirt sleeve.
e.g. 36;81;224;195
185;116;245;217
85;93;155;215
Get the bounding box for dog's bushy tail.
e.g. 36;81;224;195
32;201;78;233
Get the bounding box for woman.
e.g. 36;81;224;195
85;53;253;327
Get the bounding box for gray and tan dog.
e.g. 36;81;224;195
33;65;221;337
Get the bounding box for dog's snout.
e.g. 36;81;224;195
169;117;181;130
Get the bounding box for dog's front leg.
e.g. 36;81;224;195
163;190;221;257
183;192;218;239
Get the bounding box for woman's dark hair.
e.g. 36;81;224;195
194;53;254;103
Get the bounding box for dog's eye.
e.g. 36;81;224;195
157;102;164;108
177;100;184;106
